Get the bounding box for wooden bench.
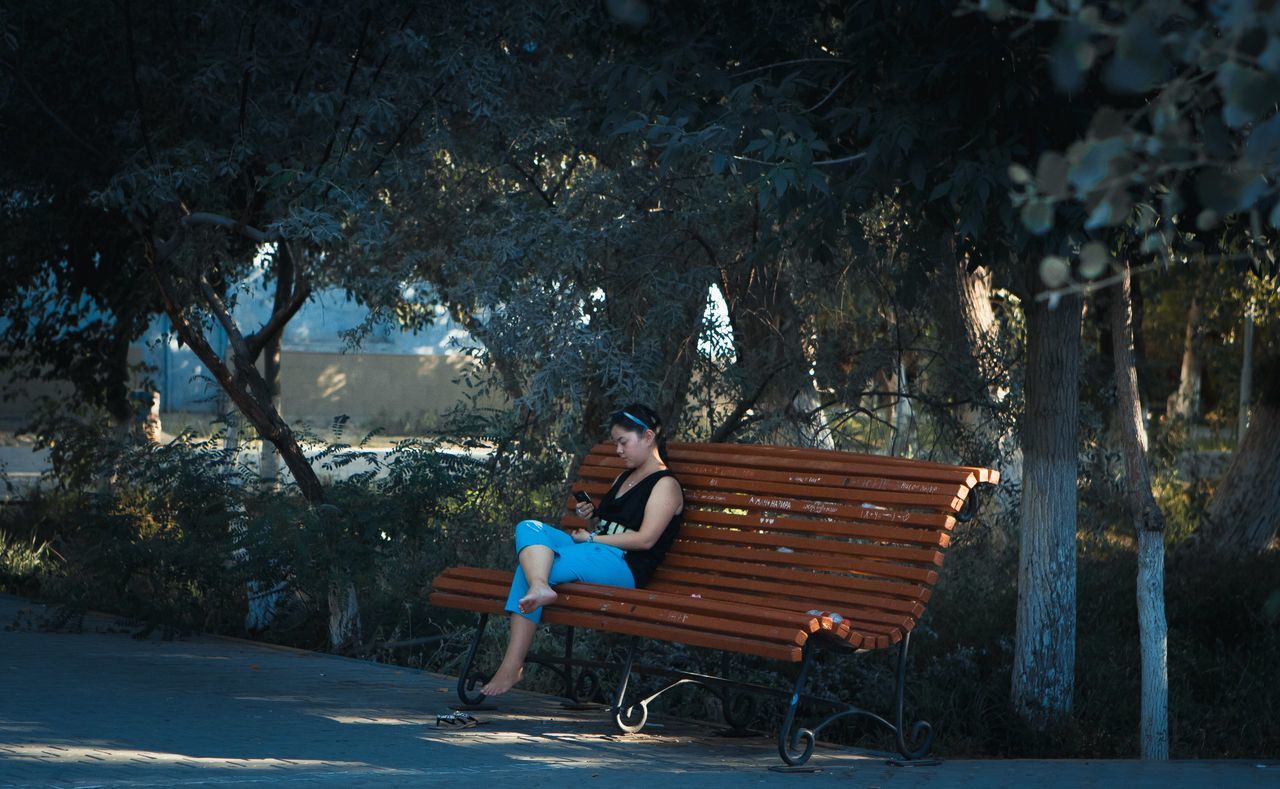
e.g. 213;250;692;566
429;441;998;766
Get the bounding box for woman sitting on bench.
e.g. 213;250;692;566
480;404;685;697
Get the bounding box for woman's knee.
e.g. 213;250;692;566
515;519;546;536
514;519;559;554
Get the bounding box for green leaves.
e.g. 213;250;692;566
1021;199;1055;235
1101;17;1169;94
1012;3;1280;254
1217;63;1280;129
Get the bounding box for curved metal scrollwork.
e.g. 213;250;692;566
455;613;489;706
573;668;602;704
458;677;486;707
893;630;934;760
614;702;649;734
779;725;816;766
897;719;934;761
721;688;758;731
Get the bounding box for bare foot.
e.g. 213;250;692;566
517;583;557;614
480;664;524;696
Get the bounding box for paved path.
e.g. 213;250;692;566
0;594;1274;788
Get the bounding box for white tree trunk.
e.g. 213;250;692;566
792;383;835;449
258;330;282;485
890;359;913;456
1201;358;1280;550
1166;293;1204;423
328;579;362;652
1136;528;1169;758
945;241;1021;515
1238;307;1254;444
1112;260;1169;759
1011;291;1080;727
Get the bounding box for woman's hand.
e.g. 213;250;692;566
570;528;593;544
574;500;596;520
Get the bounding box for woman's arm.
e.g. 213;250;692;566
579;476;682;550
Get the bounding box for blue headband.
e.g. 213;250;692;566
620;411;651;431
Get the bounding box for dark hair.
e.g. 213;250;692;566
609;403;668;462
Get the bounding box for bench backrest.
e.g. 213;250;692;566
564;441;999;648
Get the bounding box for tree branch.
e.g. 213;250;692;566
337;7;417;170
317;9;371;172
548;148;582;204
732;151;867;167
730;57;852;78
709;367;780;443
245;243;312;361
184;211;282;242
505;155;556;208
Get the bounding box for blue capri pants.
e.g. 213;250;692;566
505;519;635;623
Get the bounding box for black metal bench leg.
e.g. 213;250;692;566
893;630;934;760
562;626;577;700
778;641;818;766
455;612;489;706
610;638;648;733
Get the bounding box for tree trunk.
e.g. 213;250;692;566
259;328;282;485
716;250;827;446
1200;354;1280;551
1166;292;1204;423
146;241;360;649
1111;260;1169;760
328;578;362;652
889;359;913;456
937;233;1021;514
1238;306;1254;444
1011;290;1081;728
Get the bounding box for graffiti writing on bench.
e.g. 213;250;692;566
748;496;793;511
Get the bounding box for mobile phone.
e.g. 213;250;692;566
573;490;593;505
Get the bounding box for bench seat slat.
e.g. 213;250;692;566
436;567;825;631
428;591;805;662
432;566;911;653
428;582;808;645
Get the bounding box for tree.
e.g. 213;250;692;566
1200;353;1280;549
998;0;1280;750
1110;258;1169;759
1;0;490;649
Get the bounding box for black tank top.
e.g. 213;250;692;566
593;468;683;587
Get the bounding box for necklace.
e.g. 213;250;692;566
625;463;665;490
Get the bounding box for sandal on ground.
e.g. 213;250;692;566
435;710;479;729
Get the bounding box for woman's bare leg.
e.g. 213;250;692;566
481;544;557;696
479;613;536;696
514;544;557;613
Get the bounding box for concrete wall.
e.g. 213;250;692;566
278;351;499;431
